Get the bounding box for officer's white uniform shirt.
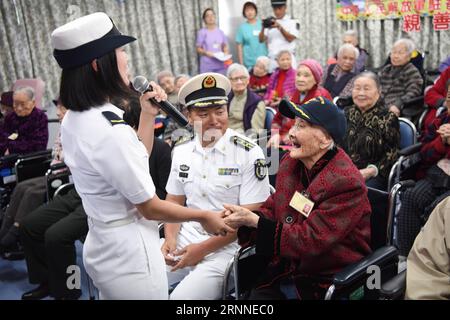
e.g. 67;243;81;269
166;128;270;254
61;103;167;298
265;14;299;68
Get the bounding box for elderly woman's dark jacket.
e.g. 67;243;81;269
238;147;371;297
0;108;48;155
343;100;400;181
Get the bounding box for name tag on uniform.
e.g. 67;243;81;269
213;43;220;49
218;168;239;176
289;191;314;218
253;29;260;36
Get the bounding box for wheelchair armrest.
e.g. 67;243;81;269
49;162;67;171
380;269;406;300
0;153;19;163
18;149;52;159
399;142;422;157
333;246;398;287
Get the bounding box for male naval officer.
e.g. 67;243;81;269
161;73;271;300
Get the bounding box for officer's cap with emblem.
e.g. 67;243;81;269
279;97;347;145
178;73;231;109
51;12;136;70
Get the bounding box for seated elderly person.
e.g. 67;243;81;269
405;196;450;300
0;87;48;156
0;91;14;124
227;63;266;135
328;30;369;73
321;44;359;98
268;59;331;148
0;99;66;250
379;38;423;120
249;56;271;97
342;72;399;190
157;70;179;106
224;97;371;300
423;67;450;130
263;50;296;109
397;81;450;257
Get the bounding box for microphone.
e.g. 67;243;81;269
132;75;189;127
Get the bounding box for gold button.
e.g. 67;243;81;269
202;193;206;197
203;175;207;179
226;185;230;188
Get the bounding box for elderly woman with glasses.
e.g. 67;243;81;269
227;63;266;135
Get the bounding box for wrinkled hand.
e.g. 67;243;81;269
223;204;259;229
359;168;375;181
389;105;401;117
139;81;167;117
171;243;206;272
200;210;235;237
437;124;450;144
267;133;280;149
161;238;178;267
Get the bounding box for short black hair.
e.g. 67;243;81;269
59;50;134;112
202;8;215;22
243;2;257;18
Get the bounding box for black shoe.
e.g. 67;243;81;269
22;284;50;300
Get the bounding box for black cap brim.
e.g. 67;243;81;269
279;99;322;127
54;34;136;69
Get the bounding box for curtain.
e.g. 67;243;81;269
254;0;449;70
1;0;448;105
0;0;217;105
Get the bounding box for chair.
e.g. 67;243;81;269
45;162;71;201
12;78;46;109
398;117;417;150
387;118;418;191
265;107;276;130
225;187;402;300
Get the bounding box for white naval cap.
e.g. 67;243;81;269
178;73;231;108
51;12;136;69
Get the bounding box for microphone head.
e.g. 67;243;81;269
132;76;149;94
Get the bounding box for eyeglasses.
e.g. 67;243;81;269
229;76;248;82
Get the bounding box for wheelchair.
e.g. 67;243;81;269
222;186;407;300
0;149;54;211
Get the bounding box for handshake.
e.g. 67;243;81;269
197;205;260;237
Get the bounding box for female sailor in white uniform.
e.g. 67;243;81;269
51;12;233;300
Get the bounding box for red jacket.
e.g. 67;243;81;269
425;66;450;108
238;148;371;293
271;86;332;138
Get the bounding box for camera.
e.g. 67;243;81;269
263;16;276;28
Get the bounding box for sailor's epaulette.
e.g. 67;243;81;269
231;135;255;151
102;111;127;126
174;133;194;147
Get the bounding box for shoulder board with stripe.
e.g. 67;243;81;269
174;133;194;147
102;111;127;126
231;135;255;151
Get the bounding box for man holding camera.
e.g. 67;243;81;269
259;0;299;70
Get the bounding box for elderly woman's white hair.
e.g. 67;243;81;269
393;38;416;55
255;56;271;72
337;43;360;60
227;63;250;79
14;86;35;100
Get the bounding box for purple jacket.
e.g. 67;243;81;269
0;108;48;156
228;89;263;131
263;68;297;101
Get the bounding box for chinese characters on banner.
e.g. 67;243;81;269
337;0;449;32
